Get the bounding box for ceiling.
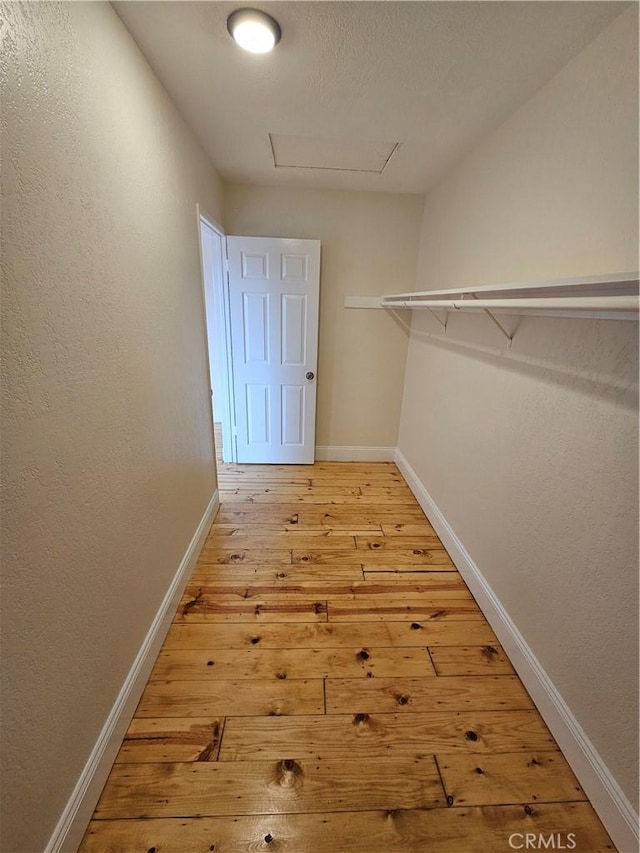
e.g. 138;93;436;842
114;1;626;195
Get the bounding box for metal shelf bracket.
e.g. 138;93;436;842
468;293;512;346
480;307;512;346
427;307;448;330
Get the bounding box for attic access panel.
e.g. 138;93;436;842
269;133;399;173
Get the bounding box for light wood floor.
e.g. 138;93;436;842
80;434;615;851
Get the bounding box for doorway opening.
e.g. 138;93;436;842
198;212;236;464
198;221;321;465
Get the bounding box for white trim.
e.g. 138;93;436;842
45;490;220;853
221;236;237;463
196;206;219;468
315;445;396;462
196;204;225;239
394;447;639;853
198;207;236;464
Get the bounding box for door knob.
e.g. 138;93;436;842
306;371;315;380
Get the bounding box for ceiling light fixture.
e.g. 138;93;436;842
227;8;281;54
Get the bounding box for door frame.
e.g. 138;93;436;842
196;205;237;464
226;235;321;464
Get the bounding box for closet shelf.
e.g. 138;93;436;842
380;273;639;324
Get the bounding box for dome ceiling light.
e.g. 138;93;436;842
227;8;282;54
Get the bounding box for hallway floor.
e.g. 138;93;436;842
79;457;615;852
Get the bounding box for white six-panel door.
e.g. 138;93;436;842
227;236;321;464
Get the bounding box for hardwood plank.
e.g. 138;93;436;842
214;507;425;527
364;568;461;576
381;522;438;536
94;756;444;819
80;803;615;853
136;679;324;717
196;549;293;565
188;565;364;583
224;485;363;496
115;718;223;763
218;475;313;484
219;711;556;760
293;549;455;568
176;598;328;623
351;577;470;598
295;526;385;536
219;472;402;483
180;577;471;602
163;620;497;651
328;598;483;622
356;536;444;551
430;645;515;676
438;751;586;806
363;571;469;583
219;474;312;481
181;589;343;606
325;676;534;714
204;530;358;550
305;508;427;522
209;525;375;535
311;474;405;483
214;506;319;525
222;492;421;505
359;485;414;496
150;647;435;681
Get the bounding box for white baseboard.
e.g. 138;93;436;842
394;447;639;853
45;490;220;853
315;445;396;462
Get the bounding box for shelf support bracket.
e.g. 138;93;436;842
482;308;513;346
427;307;447;329
466;294;512;346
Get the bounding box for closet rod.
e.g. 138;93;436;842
381;296;638;313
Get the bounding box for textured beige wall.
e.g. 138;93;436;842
0;4;222;851
399;7;638;805
224;184;424;448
